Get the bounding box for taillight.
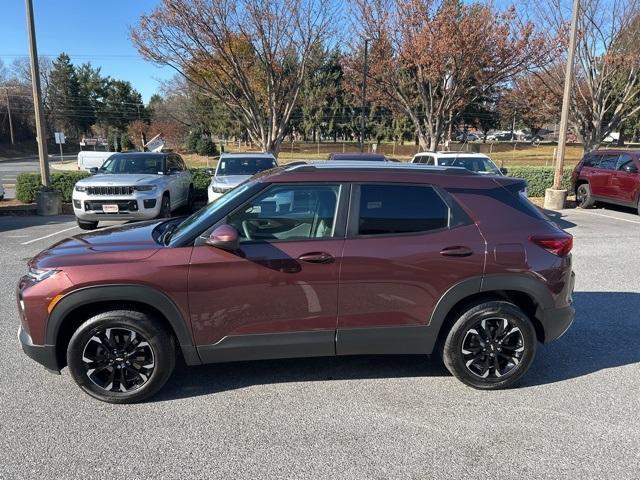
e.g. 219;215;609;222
530;233;573;256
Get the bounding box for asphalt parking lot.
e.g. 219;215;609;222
1;207;639;479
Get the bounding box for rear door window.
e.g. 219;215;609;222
357;184;449;235
616;154;635;170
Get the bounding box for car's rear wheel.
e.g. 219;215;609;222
157;194;171;219
441;301;537;390
576;183;595;208
77;219;98;230
66;310;175;403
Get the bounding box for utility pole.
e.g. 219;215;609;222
25;0;50;187
545;0;580;209
359;38;370;153
5;88;15;145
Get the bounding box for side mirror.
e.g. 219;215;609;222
206;224;239;251
623;164;638;173
205;168;215;176
500;167;508;175
89;167;99;175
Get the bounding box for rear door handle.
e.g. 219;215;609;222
440;246;474;257
298;252;335;264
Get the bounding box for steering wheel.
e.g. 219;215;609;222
241;220;253;240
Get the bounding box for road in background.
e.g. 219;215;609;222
0;208;639;479
0;155;77;198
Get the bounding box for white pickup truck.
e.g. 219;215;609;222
77;150;116;172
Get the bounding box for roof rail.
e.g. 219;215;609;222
282;161;476;176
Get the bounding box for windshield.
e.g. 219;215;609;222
100;154;165;175
437;156;500;174
216;157;277;176
167;181;256;246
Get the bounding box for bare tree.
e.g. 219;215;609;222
348;0;548;151
131;0;335;155
530;0;640;151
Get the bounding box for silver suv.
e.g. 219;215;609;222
72;152;193;230
208;153;277;203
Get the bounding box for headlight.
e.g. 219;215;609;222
134;185;156;192
27;267;59;283
75;185;87;192
211;186;228;194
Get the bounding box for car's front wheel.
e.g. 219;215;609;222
77;219;98;230
441;301;537;390
157;194;171;219
66;310;175;403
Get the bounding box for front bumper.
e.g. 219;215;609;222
73;194;162;221
18;326;60;373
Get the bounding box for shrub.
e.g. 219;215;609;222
190;168;211;200
196;136;218;156
506;166;573;197
15;171;91;203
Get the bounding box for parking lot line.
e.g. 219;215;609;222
581;211;640;225
21;225;79;245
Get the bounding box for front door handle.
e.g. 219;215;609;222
440;246;474;257
298;252;335;264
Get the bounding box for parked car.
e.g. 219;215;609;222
411;152;506;175
486;132;514;142
77;150;117;172
72;152;193;230
572;149;640;214
18;161;575;403
0;177;4;200
207;153;277;203
328;152;387;161
455;132;480;142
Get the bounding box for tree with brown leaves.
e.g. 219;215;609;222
131;0;334;155
531;0;640;151
348;0;548;151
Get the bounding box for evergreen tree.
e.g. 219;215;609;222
46;53;81;137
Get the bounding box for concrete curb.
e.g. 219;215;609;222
0;202;73;216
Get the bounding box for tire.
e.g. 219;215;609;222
157;193;171;219
186;185;195;213
66;310;176;404
576;183;595;208
441;301;537;390
77;219;98;230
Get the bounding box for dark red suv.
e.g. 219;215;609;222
18;162;575;403
572;149;640;213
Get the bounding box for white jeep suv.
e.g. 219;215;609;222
411;151;506;175
72;152;193;230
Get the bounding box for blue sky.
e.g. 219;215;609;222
0;0;172;102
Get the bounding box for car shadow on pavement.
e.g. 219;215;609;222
522;291;640;387
0;215;76;234
156;354;449;402
542;209;577;230
154;291;639;401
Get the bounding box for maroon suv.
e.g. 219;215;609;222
18;162;575;403
572;149;640;213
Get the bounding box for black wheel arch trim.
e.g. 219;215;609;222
428;273;557;349
46;284;201;366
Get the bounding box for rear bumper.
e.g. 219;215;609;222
18;326;60;373
539;304;575;343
